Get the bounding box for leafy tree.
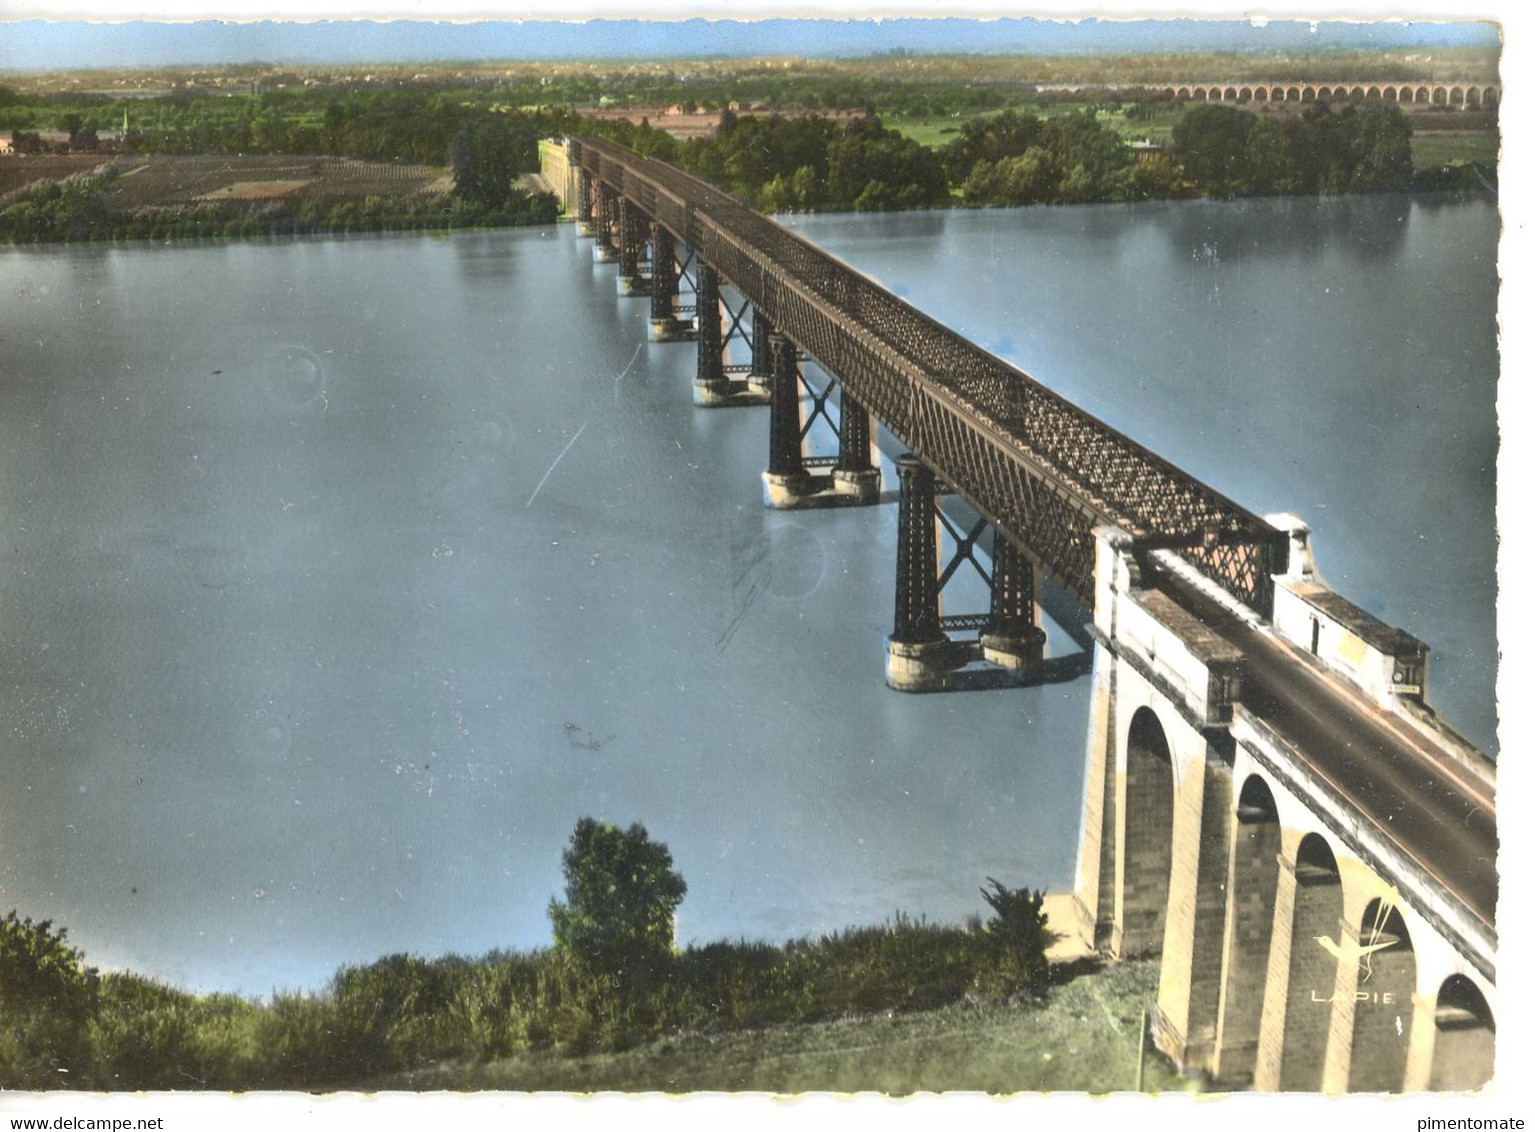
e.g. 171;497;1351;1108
1054;109;1137;201
548;818;687;991
1172;104;1255;194
1246;116;1296;195
451;117;537;209
977;879;1053;995
1349;106;1414;192
939;109;1057;183
826;117;948;211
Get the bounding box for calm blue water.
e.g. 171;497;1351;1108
784;193;1498;755
0;194;1496;995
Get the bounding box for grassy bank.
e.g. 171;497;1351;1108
390;958;1188;1094
3;902;1082;1092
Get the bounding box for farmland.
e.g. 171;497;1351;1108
0;150;554;244
99;153;454;209
0;153;116;202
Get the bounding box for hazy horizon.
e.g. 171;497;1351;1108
0;16;1503;74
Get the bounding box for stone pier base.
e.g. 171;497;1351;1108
832;467;883;505
885;638;970;692
650;318;697;343
762;467;884;510
761;470;812;509
694;379;772;408
981;627;1047;673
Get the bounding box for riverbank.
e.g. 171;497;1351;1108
2;893;1169;1094
386;958;1187;1095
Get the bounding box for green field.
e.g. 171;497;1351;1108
887;103;1189;151
1412;130;1500;168
885;114;974;149
386;959;1193;1094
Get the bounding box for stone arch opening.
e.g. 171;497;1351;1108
1450;87;1465;106
1350;86;1366;101
1366;86;1383;101
1176;87;1191;99
1485;87;1499;107
1384;87;1399;102
1430;975;1495;1091
1433;87;1448;106
1194;88;1208;102
1255;88;1269;102
1346;900;1416;1092
1120;706;1175;957
1301;87;1315;101
1224;87;1239;101
1279;833;1343;1091
1215;775;1281;1086
1466;87;1482;107
1416;87;1431;104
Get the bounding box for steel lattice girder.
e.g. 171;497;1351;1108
570;139;1286;615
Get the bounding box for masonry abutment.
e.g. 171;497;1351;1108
1345;902;1416;1093
1211;778;1282;1085
1074;642;1120;951
1116;708;1176;957
1276;837;1344;1091
1158;754;1235;1071
1428;975;1495;1091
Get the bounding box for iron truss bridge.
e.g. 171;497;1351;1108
571;137;1290;615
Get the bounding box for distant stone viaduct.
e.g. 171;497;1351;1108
1037;80;1500;108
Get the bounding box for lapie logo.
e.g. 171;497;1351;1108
1314;886;1401;975
1308;887;1405;1007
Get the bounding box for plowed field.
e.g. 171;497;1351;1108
99;154;454;209
0;154;119;201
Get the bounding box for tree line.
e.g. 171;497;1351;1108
1;819;1054;1089
2;89;1492;245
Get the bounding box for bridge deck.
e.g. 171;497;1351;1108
1161;570;1496;931
573;138;1287;614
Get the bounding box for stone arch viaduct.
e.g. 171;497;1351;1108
1035;80;1500;107
542;137;1497;1092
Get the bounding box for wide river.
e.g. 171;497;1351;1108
0;192;1497;995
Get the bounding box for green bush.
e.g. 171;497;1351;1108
88;974;256;1089
976;878;1054;997
547;818;687;995
0;912;98;1088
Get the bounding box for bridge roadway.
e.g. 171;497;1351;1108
572;138;1496;939
1159;569;1497;930
572;137;1288;615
